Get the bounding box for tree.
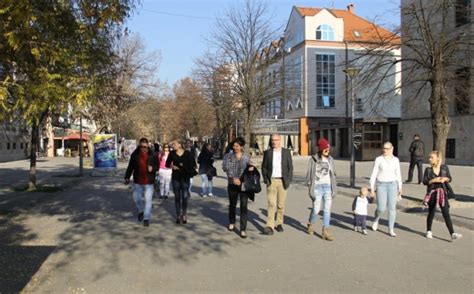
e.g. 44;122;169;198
351;0;473;156
0;0;139;189
171;78;215;141
210;0;280;148
91;33;162;132
193;52;239;156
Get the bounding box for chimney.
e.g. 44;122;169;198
347;3;354;14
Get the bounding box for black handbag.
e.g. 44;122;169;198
241;167;261;193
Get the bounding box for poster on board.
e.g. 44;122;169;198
123;139;136;161
93;134;117;169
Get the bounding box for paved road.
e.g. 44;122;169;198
0;157;472;293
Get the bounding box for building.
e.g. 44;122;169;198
0;119;30;162
399;0;473;165
257;4;401;158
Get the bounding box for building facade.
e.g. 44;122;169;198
258;4;401;158
0;120;30;162
399;0;473;165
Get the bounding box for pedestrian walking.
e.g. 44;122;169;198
406;134;425;184
166;139;197;224
185;139;198;195
222;137;252;238
352;186;374;235
306;138;337;241
158;143;172;200
370;142;403;237
422;150;462;240
124;137;158;227
198;143;215;197
261;134;293;235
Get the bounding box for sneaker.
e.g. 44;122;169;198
354;225;358;232
307;223;314;235
240;231;247;239
262;226;274;235
426;231;433;239
372;220;379;232
138;212;144;222
451;233;463;240
362;229;368;235
143;220;149;227
207;193;213;197
202;194;208;198
389;230;397;237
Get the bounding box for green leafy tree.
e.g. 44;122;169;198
0;0;139;189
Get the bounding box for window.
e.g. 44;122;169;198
316;54;336;108
7;142;10;150
316;24;335;41
455;67;470;114
20;143;23;149
446;139;456;159
13;142;16;149
455;0;471;27
356;98;363;111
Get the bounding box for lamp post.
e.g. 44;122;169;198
343;67;361;188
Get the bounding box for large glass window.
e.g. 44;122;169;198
316;54;336;108
316;24;335;41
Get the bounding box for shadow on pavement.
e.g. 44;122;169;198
0;245;55;293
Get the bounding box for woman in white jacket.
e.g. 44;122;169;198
369;142;402;237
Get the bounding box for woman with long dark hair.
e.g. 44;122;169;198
222;137;251;238
166;139;196;224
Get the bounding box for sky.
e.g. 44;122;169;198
126;0;400;86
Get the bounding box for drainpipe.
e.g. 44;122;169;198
344;41;349;121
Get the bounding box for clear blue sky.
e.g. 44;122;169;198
126;0;400;86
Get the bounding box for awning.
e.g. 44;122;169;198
54;131;90;141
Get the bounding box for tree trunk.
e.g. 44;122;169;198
28;121;39;191
429;77;451;160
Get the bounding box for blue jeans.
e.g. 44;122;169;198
133;184;154;220
200;174;213;195
375;181;398;230
308;184;332;228
172;177;190;217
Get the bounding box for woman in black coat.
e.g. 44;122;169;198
422;150;462;240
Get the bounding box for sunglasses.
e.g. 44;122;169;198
140;145;148;149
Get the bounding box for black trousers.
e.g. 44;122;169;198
353;214;367;230
228;184;248;231
426;196;454;235
407;159;423;183
172;177;190;218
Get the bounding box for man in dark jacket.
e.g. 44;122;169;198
406;134;425;184
261;134;294;235
124;137;158;226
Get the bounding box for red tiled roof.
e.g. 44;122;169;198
294;6;399;44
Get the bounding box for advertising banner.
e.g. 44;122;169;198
123;139;136;161
93;134;117;169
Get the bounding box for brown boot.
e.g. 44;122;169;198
322;227;334;241
307;223;314;235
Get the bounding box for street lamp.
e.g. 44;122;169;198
343;67;361;188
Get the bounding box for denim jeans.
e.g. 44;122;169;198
375;181;398;230
200;174;213;195
158;169;172;197
308;183;332;228
172;177;190;217
133;184;154;220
